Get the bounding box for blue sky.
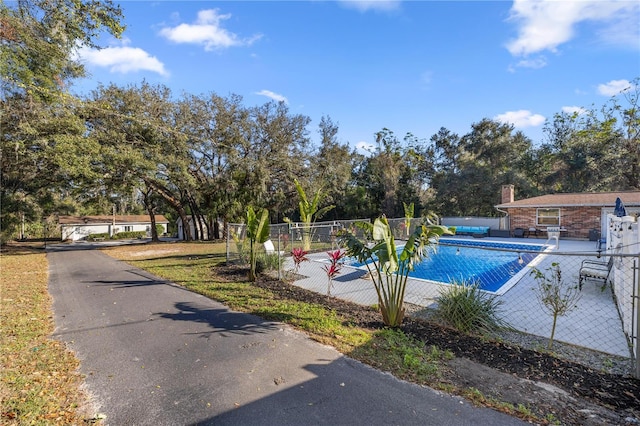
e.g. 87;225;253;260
73;0;640;153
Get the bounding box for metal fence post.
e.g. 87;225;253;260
225;223;230;264
277;228;282;281
290;224;294;250
635;256;640;379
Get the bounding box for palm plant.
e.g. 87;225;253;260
403;202;414;237
246;206;270;282
339;215;454;327
289;179;334;251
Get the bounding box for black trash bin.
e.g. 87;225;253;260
588;229;599;241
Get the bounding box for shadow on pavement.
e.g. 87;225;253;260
187;357;522;426
157;301;282;338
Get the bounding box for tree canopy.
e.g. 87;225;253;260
1;0;637;242
1;0;124;241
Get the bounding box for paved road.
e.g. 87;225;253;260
48;244;526;425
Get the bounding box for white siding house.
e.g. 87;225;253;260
176;216;210;240
59;215;169;241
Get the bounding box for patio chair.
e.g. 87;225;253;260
513;228;525;238
545;227;560;249
579;257;613;290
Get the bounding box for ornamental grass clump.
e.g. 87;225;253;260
339;215;453;327
434;279;506;334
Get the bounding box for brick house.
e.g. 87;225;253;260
495;186;640;239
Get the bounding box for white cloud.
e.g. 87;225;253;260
514;56;547;69
561;106;588;115
597;7;640;48
506;0;638;56
338;0;401;12
76;44;168;76
159;9;262;51
356;141;376;155
597;79;633;96
255;90;288;104
494;110;545;128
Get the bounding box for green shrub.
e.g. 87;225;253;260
434;280;506;334
231;235;250;263
258;252;282;272
254;256;266;275
113;231;146;240
87;232;110;241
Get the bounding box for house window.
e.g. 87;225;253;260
123;225;133;232
536;208;560;226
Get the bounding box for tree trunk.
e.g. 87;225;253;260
204;216;213;241
197;213;206;240
142;187;160;242
190;210;199;240
187;197;203;241
549;313;559;350
148;208;159;242
144;178;192;241
213;219;220;240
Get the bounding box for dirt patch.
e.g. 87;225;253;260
446;357;627;425
217;265;640;425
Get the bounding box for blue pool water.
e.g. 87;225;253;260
346;238;546;293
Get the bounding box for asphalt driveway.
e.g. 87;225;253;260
47;244;526;425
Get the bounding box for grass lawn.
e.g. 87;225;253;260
1;244;95;425
1;241;550;424
103;242;455;382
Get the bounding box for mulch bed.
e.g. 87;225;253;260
217;264;640;420
401;319;640;410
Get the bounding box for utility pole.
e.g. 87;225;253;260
112;204;116;237
20;212;25;240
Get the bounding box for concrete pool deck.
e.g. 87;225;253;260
288;237;631;358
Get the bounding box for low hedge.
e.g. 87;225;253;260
113;231;147;239
86;233;110;241
86;231;147;241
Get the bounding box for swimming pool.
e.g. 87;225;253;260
345;238;547;294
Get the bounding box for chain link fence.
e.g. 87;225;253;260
225;220;368;277
294;239;638;374
226;218;640;377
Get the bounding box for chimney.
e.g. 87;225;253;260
501;185;514;204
